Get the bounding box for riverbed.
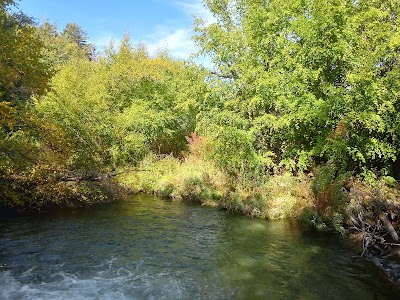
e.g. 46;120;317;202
0;194;398;299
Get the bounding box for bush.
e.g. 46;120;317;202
311;164;348;217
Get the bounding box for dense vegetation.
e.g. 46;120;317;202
195;0;400;177
1;0;399;253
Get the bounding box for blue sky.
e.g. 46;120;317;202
15;0;213;63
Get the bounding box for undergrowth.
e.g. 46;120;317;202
116;135;399;242
116;154;314;220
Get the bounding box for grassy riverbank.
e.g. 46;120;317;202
116;154;400;256
117;154;311;219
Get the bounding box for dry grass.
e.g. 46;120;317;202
265;173;313;219
118;155;315;220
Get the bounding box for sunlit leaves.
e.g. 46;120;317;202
195;0;400;176
0;4;49;103
34;36;207;170
35;21;91;73
34;59;113;169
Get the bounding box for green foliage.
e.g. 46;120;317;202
0;2;49;103
383;176;397;187
195;0;400;177
102;36;206;156
207;126;259;176
0;1;51;178
34;58;114;170
35;21;93;73
33;36;207;172
117;153;228;205
1;3;209;207
120;153;313;220
311;164;348;216
61;22;95;60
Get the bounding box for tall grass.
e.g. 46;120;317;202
116;153;314;220
116;135;399;238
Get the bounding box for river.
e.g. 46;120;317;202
0;194;398;299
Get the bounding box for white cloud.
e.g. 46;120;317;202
142;25;213;68
143;26;196;59
91;1;214;66
175;0;215;24
90;29;195;60
145;1;214;64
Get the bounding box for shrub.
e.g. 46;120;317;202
311;164;348;217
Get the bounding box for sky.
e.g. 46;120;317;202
14;0;213;64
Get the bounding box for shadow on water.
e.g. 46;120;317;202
216;217;399;299
0;205;18;220
0;194;399;299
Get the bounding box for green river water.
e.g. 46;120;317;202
0;194;399;299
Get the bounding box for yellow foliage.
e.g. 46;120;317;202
0;102;16;128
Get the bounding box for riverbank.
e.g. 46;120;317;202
2;155;399;258
117;155;399;225
1;155;399;287
116;154;400;282
116;155;313;220
0;171;127;213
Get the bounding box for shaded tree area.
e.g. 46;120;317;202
0;0;48;103
1;0;50;178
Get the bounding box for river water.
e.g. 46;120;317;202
0;195;398;299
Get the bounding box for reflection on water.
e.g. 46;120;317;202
0;195;398;299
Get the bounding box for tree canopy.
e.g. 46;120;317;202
0;1;49;103
33;34;206;172
194;0;400;178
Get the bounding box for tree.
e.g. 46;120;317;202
194;0;400;178
0;1;49;103
102;35;206;157
0;0;51;174
34;36;207;171
34;58;113;170
34;20;99;76
62;22;95;60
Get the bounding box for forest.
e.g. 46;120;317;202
1;0;400;255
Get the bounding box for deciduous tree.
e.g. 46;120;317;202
194;0;400;178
